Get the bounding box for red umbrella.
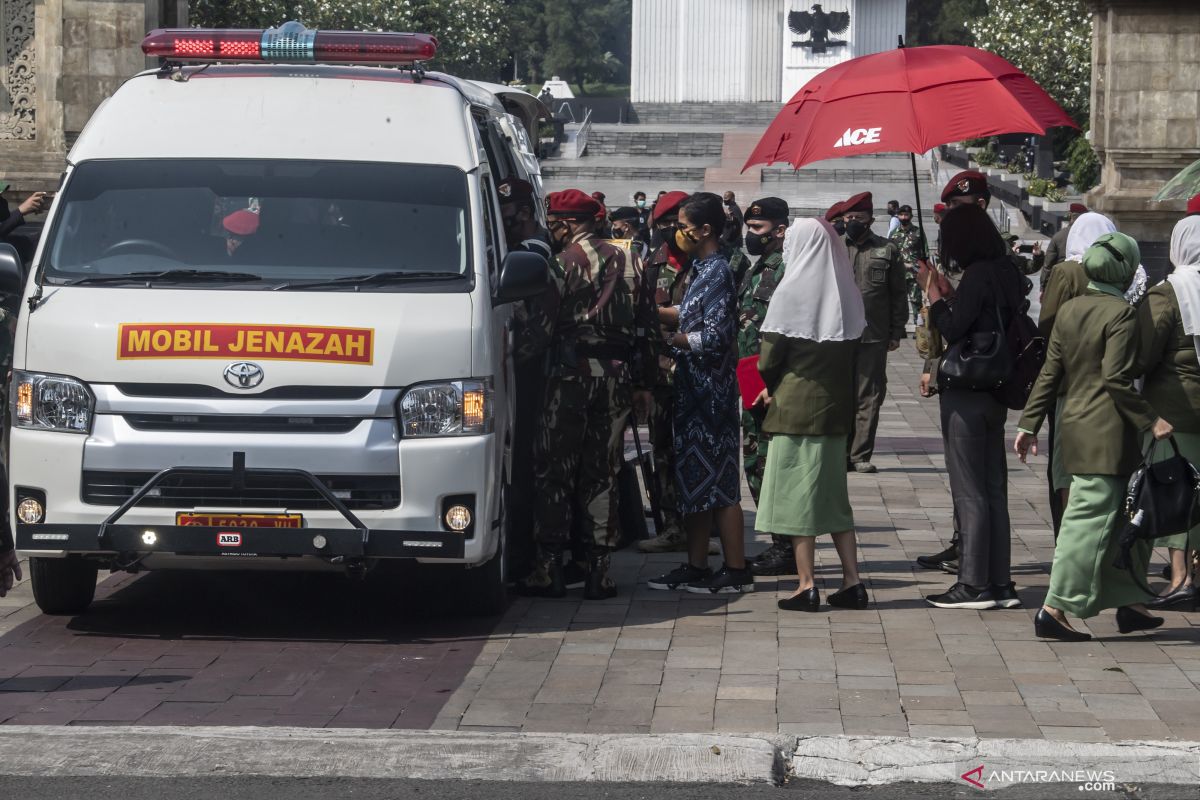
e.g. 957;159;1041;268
745;44;1078;171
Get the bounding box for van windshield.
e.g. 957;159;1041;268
42;159;471;289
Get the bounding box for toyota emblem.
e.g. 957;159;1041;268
223;361;264;389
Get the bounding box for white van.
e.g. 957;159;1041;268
5;22;548;616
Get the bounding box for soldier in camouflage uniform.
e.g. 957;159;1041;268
735;197;797;577
515;189;654;600
889;204;927;325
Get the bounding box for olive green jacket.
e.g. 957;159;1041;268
1019;291;1159;477
1037;259;1089;340
846;231;907;345
1037;224;1071;288
758;332;858;437
1140;282;1200;434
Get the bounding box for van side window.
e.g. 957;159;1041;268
480;177;503;290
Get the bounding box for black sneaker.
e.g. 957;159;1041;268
648;563;711;591
685;564;755;595
563;559;588;590
991;582;1022;609
751;542;797;576
916;542;958;571
925;582;997;610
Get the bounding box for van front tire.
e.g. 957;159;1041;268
460;481;510;617
30;556;98;615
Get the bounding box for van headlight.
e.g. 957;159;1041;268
398;378;492;437
11;371;95;434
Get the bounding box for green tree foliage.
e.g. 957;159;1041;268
1067;134;1100;192
190;0;510;78
967;0;1092;127
907;0;988;46
540;0;629;92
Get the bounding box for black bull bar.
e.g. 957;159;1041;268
16;463;464;560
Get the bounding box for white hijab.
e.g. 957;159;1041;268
1066;212;1117;261
761;217;866;342
1168;216;1200;363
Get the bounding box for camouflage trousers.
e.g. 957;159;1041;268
740;405;769;505
648;385;684;538
905;269;922;323
533;375;632;551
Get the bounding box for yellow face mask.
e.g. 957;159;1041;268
674;227;700;254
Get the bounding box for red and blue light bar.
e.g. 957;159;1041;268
142;21;438;64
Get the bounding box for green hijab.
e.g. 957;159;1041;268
1082;231;1140;291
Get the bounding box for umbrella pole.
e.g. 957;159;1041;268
909;151;929;260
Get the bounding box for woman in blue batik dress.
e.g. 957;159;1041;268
646;192;753;595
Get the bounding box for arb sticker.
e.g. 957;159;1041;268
118;323;373;364
217;532;242;547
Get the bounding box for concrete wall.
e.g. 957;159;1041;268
632;0;905;104
1087;0;1200;250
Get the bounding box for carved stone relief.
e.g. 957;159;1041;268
0;0;35;140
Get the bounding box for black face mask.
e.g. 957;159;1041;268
832;220;846;237
745;232;772;256
846;220;869;241
651;224;676;251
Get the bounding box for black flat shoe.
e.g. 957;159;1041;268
916;543;958;571
828;583;869;609
1147;584;1198;612
1116;606;1164;634
778;587;820;612
1034;608;1091;641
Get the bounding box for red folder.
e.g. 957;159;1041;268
737;355;767;410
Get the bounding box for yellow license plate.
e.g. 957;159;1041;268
176;512;303;529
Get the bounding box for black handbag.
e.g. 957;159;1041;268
1113;436;1200;594
937;299;1012;392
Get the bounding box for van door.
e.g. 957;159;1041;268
478;172;515;485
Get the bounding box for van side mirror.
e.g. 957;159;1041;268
0;244;24;298
494;250;548;306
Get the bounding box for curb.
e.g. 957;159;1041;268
0;727;1196;787
0;727;786;784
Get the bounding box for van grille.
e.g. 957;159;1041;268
81;470;399;510
123;414;362;434
115;384;373;400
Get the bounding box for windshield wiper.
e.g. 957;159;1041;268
61;269;264;286
272;271;463;291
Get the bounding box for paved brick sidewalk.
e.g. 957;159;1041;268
437;344;1200;741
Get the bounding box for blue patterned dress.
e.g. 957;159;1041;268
673;252;742;513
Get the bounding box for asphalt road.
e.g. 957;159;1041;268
0;778;1193;800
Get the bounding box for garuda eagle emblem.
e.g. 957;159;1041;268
789;4;850;53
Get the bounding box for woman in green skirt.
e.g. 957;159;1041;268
754;217;868;612
1016;232;1174;641
1142;216;1200;611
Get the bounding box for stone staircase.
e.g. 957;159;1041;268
630;102;781;125
585;126;725;158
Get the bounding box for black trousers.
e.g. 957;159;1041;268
940;390;1012;588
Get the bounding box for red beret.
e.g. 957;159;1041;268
933;203;946;213
1188;193;1200;215
650;190;690;224
844;191;872;214
591;192;608;220
941;170;990;202
824;200;846;221
1069;202;1088;214
222;209;259;237
546;189;601;218
497;177;535;206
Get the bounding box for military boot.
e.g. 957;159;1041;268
516;548;566;598
584;549;618;601
637;527;720;555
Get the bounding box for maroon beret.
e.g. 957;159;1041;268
1069;202;1088;214
650;190;690;224
824;200;847;221
941;170;990;202
546;189;601;218
222;209;259;237
844;191;872;214
1188;194;1200;216
933;203;946;213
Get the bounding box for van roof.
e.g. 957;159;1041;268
69;65;495;171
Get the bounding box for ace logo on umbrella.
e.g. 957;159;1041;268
834;126;883;148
